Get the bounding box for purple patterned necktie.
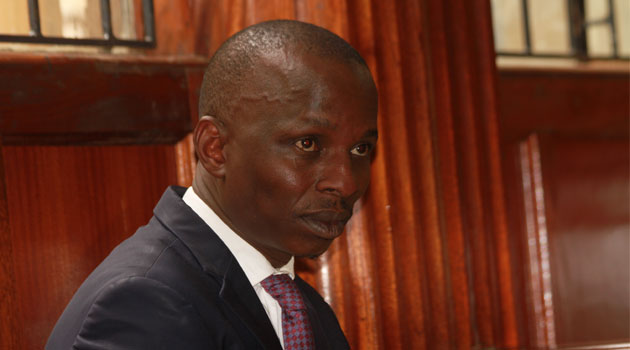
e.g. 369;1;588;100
261;274;315;350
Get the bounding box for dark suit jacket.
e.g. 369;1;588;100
46;186;349;349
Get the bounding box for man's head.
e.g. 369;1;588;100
194;20;378;267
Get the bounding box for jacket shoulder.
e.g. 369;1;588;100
68;276;211;350
46;217;210;349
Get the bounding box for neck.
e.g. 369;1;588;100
191;167;293;269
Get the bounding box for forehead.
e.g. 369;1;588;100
232;50;377;130
261;49;374;95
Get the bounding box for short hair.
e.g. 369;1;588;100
198;19;369;120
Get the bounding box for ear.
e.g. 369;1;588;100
194;116;227;178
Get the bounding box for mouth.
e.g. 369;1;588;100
298;210;352;240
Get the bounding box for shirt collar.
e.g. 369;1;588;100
182;187;294;286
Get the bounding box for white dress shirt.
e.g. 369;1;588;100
182;187;293;348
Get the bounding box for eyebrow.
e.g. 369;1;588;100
295;116;378;139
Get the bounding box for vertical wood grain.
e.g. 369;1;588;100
526;135;629;347
520;135;556;348
469;2;519;346
423;0;474;347
151;0;195;55
393;0;444;348
2;145;178;349
370;0;431;347
0;139;19;350
446;0;495;345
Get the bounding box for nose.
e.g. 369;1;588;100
315;151;359;199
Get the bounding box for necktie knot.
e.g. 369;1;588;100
261;274;306;311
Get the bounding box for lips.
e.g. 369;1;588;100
299;210;352;240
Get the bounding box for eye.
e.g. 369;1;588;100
350;143;372;156
295;137;319;152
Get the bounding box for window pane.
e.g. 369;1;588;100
529;0;571;54
112;0;141;40
585;0;613;56
614;0;630;56
40;0;104;38
491;0;526;53
0;1;30;35
588;25;613;57
585;0;608;21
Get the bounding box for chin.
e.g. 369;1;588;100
296;249;327;260
292;239;334;259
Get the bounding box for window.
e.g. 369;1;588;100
491;0;630;62
0;0;155;52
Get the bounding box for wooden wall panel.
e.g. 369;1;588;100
2;145;179;349
542;136;629;345
498;68;630;143
518;134;630;349
499;68;630;349
0;54;206;145
152;0;196;54
0;53;205;349
0;137;18;350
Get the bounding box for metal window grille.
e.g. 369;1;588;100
0;0;155;48
496;0;628;60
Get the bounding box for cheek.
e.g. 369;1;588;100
252;158;313;211
353;161;373;196
354;158;371;180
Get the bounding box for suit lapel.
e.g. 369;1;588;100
296;277;330;349
220;258;283;350
153;186;282;350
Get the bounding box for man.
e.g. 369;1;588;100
47;19;378;349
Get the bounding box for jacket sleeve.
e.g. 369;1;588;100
70;276;210;350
